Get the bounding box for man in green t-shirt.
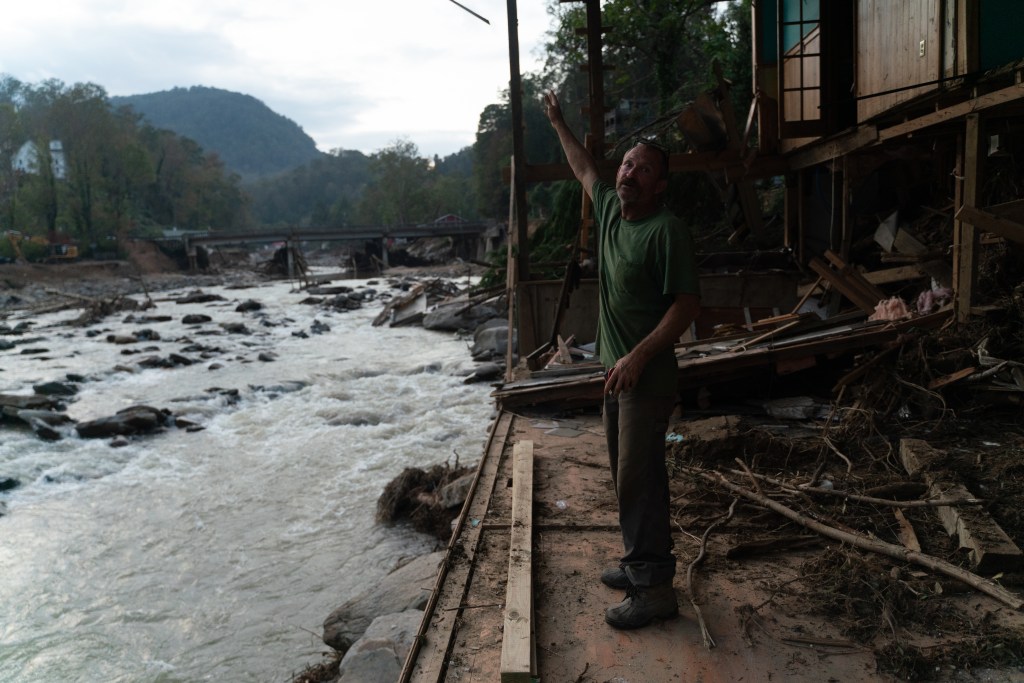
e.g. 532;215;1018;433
544;90;701;629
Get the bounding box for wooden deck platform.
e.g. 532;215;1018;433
400;410;890;682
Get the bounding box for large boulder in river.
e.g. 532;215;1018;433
470;319;515;361
76;405;172;439
422;302;500;333
322;550;443;652
336;609;422;683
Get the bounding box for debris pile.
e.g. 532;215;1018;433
376;462;475;541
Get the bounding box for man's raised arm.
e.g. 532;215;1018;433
543;90;600;199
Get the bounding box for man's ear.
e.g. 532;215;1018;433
655;178;669;195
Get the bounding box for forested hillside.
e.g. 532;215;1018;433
113;86;322;179
0;77;248;256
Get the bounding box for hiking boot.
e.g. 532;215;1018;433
604;581;678;630
600;566;629;589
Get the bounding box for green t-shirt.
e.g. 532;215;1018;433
592;180;699;396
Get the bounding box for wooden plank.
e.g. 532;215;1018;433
986;198;1024;223
878;82;1024;143
824;250;887;305
893;508;922;553
808;256;878;313
956;204;1024;245
494;310;952;408
788;125;879;170
928;366;976;390
900;439;1024;573
403;412;515;683
500;440;535;683
862;265;927;285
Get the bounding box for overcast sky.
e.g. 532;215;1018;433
0;0;553;158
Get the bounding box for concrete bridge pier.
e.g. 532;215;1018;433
381;237;390;268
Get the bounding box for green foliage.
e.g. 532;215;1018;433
521;0;755;251
0;76;248;241
112;86;322;180
246;148;371;226
474;74;563;221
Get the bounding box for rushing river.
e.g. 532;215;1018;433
0;272;495;682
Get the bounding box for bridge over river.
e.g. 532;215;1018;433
177;219;497;271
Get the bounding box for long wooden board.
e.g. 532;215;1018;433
402;412;515;683
500;440;535;682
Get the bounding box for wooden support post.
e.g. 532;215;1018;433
840;156;852;259
784;172;800;259
500;440;535;683
505;157;519;382
506;0;529;284
954;114;981;322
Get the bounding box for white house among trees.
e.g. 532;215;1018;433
11;140;66;180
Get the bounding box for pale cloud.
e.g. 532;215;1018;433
0;0;551;158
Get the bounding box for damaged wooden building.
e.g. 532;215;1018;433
498;0;1024;402
397;2;1024;682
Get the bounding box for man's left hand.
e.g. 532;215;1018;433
604;354;642;396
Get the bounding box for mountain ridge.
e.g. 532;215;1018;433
112;85;323;179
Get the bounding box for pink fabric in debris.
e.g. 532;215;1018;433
869;296;912;321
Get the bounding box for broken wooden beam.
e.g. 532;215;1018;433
500;440;535;682
808;256;879;313
900;438;1024;573
956;204;1024;246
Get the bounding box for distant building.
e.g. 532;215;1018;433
12;140;67;180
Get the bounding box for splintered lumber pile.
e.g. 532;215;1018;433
500;440;535;683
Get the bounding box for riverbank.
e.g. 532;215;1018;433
0;255;500;682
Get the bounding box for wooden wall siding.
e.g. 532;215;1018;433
857;0;941;121
783;27;822;123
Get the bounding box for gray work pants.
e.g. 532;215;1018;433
602;390;676;587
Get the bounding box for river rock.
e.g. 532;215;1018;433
15;409;74;427
322;550;443;652
235;299;262;312
0;393;64;413
76;405;171;438
175;291;226;304
32;381;78;396
470;321;515;361
336;609;423;683
219;322;251;335
463;362;503;384
438;472;475;509
182;314;213;325
0;339;14;350
0;477;20;492
422;302;501;333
